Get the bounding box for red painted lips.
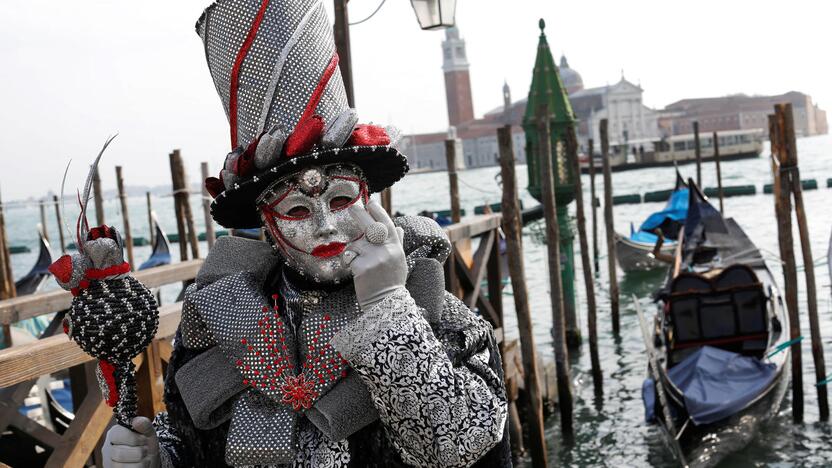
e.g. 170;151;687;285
310;242;346;258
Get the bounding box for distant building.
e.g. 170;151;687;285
400;26;527;171
442;27;475;127
401;26;661;170
488;64;661;146
659;92;828;137
402;27;827;171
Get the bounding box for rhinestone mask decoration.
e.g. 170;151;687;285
258;165;367;283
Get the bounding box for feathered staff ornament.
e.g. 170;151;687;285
48;136;159;427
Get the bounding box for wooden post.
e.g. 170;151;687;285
380;188;392;216
332;0;354;107
537;108;574;439
115;166;134;270
146;192;154;247
200;162;216;250
0;188;16;348
588;138;599;273
693;121;702;187
53;195;66;253
566;126;602;395
769;109;803;422
497;125;548;465
780;103;828;420
712;131;724;214
600;119;620;335
445;139;461;223
169;151;189;262
135;341;166;418
39;200;49;243
92;167;105;226
169;150;200;260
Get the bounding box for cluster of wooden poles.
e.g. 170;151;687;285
436;110;626;465
0;151;221;348
440;102;830;466
769;103;829;422
0;151;224;288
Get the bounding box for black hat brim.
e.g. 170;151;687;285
210;145;409;228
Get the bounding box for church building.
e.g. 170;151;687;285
401;26;661;171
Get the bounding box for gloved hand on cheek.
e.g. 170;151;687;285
343;200;407;311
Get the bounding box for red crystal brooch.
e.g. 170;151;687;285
281;374;317;410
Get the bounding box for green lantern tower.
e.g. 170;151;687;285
523;19;581;346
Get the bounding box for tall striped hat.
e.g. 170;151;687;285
197;0;408;228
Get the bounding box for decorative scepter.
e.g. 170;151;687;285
48;137;159;427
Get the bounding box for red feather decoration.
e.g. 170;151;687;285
205;176;225;198
284;115;324;158
348;124;390;146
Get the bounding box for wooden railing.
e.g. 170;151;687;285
0;215;515;467
443;214;504;341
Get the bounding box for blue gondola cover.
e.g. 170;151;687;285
638;188;689;233
642;377;657;423
666;346;776;425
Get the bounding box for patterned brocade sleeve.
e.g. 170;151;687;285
331;287;508;467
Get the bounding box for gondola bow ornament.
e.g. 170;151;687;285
48;136;160;428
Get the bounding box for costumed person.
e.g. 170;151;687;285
102;0;510;466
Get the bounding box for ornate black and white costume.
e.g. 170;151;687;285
97;1;510;466
153;217;510;467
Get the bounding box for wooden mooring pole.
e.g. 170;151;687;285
39;200;49;243
693;121;702;187
53;195;66;253
146;192;154;246
497;125;548;466
588;138;600;273
0;188;16;348
115;166;134;270
567;126;603;395
600;119;620;335
713;131;724;214
537;108;574;439
200;162;216;250
445;139;462;223
769;109;803;422
775;103;828;420
92;167;105;226
169;150;200;261
380;188;392;216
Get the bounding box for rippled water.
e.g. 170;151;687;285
4;134;832;467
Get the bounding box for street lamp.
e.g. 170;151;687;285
410;0;457;30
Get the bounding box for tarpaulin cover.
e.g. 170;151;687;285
639;188;689;233
642;378;657;423
667;346;776;425
629;229;677;246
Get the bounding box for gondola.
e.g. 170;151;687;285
615;172;688;272
14;228;53;295
616;171;688;272
639;180;790;468
138;220;172;270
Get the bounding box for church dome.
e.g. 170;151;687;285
558;55;583;94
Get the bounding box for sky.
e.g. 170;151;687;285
1;0;830;201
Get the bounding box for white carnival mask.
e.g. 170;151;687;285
257;165;367;283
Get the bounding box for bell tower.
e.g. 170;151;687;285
442;26;474;127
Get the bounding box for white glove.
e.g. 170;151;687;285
103;416;161;468
345;200;407;311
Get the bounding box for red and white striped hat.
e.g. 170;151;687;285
197;0;408;228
